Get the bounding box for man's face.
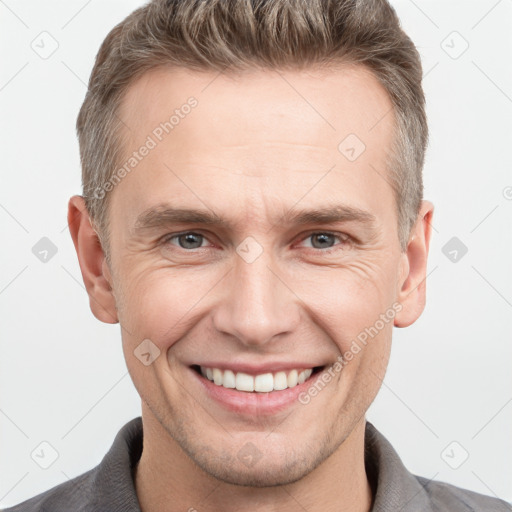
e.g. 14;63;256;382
105;64;408;485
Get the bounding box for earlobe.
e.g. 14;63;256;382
67;195;119;324
394;200;434;328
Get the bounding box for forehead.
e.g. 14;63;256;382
112;64;396;231
119;63;394;154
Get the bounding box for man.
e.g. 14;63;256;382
4;0;510;511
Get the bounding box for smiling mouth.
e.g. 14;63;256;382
191;365;324;393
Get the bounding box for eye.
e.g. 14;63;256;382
299;232;350;252
163;232;209;250
161;230;351;254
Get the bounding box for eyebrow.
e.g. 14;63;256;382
132;204;377;234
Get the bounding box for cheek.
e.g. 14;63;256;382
116;267;219;349
290;261;397;347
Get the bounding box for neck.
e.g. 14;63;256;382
134;409;374;512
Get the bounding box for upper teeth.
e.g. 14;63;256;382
200;367;313;392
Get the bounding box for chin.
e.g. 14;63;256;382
181;433;337;488
194;453;314;488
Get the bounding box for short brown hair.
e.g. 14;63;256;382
77;0;427;256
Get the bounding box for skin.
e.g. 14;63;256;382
68;64;433;512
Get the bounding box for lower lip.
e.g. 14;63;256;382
189;366;322;416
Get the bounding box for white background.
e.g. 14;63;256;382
1;0;511;507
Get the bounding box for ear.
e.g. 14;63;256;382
67;195;118;324
394;200;434;328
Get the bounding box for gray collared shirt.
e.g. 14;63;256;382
2;417;510;511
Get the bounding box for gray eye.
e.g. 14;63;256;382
310;233;336;249
176;233;204;249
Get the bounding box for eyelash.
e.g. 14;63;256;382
161;230;352;254
301;231;352;253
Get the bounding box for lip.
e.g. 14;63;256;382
188;364;324;416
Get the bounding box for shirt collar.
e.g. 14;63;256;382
364;420;435;511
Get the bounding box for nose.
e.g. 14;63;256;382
212;248;301;348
